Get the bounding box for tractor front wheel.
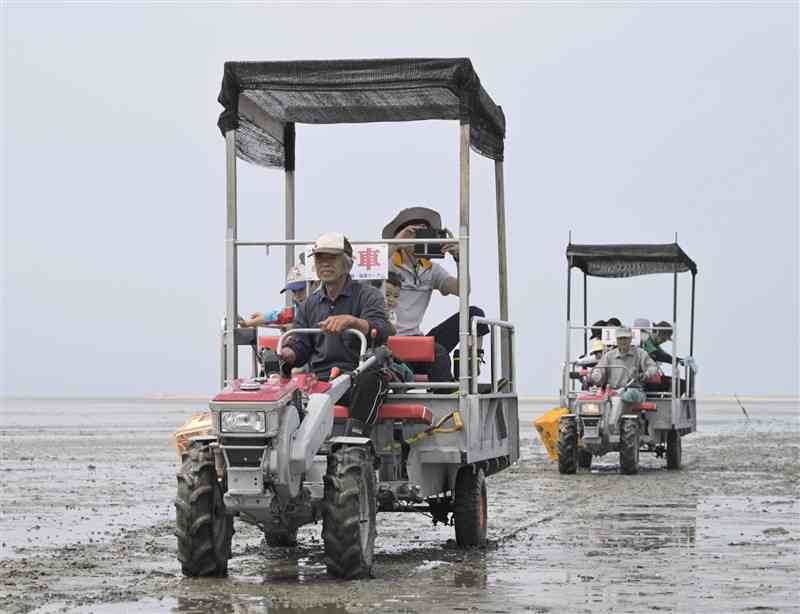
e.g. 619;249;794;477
557;417;578;475
175;444;233;577
322;445;377;579
619;418;640;475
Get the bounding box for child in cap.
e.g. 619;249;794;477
239;264;308;328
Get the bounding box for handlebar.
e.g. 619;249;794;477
276;328;369;362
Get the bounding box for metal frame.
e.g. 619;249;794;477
563;246;698;430
222;119;513;419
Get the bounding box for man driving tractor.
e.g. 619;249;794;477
590;326;658;427
278;232;392;426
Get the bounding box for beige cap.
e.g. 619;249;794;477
311;232;353;256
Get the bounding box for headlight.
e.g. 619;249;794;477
220;411;266;433
580;403;601;415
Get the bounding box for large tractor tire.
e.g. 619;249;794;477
175;444;233;577
454;466;488;547
666;429;682;470
322;445;377;579
557;417;578;475
264;527;298;547
619;418;640;475
578;448;593;469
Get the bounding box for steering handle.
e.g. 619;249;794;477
277;328;368;361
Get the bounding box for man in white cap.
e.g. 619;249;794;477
591;326;658;428
382;206;489;382
279;232;392;425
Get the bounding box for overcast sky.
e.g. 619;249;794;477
3;2;798;397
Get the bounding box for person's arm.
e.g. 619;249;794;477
649;345;675;364
239;312;267;328
282;302;312;366
590;353;610;386
432;263;459;297
357;285;392;345
388;225;420;259
640;350;658;381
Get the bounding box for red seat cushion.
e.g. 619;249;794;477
413;374;429;382
334;405;349;419
632;402;658;411
333;403;432;425
258;336;280;351
387;336;435;363
378;404;433;424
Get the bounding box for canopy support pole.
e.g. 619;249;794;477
458;122;471;401
225;130;238;385
284;123;296;306
671;263;679;415
690;273;696;356
583;272;588;355
494;160;510;383
564;259;572;403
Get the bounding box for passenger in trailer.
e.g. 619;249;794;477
239;263;309;329
643;320;688;395
383;206;489;383
278;232;392;426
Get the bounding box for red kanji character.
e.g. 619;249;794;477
358;247;381;271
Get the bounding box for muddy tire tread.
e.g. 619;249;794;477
666;429;682;470
175;445;233;577
619;418;640;475
322;446;377;579
557;418;578;475
454;466;488;547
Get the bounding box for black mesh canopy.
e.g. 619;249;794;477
217;58;506;168
567;243;698;278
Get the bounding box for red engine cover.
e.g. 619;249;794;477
213;377;299;402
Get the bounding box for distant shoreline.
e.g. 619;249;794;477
3;394;798;404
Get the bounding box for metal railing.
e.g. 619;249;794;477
471;317;515;395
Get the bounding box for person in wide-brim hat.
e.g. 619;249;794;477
382;206;442;239
383;206;489;386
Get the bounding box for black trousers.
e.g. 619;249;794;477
409;306;489;382
337;367;386;424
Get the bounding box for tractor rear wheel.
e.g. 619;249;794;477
322;445;377;579
175;444;233;577
619;418;640;475
557;417;578;475
454;466;488;547
578;448;593;469
666;429;682;470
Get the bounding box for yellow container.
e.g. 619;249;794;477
173;411;214;464
534;407;569;460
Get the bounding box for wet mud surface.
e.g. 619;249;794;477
1;398;798;613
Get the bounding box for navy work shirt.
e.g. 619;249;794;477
285;276;391;376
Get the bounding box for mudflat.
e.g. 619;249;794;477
1;398;798;614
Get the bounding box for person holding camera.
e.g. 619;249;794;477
383;207;489;383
